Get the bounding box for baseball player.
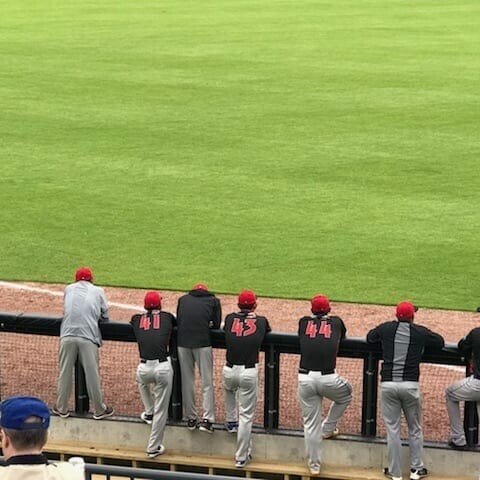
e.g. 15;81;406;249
223;289;271;468
445;322;480;448
176;283;221;433
297;294;352;476
130;291;175;458
367;301;444;480
53;266;114;420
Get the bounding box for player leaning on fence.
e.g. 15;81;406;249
52;266;114;420
367;301;444;480
176;283;221;433
130;291;175;458
297;294;352;476
223;289;271;468
445;320;480;449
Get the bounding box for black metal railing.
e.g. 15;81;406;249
0;312;477;445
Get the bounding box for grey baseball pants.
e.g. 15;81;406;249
381;381;424;478
298;371;352;467
56;336;106;415
223;364;257;463
136;358;173;452
177;346;215;422
445;375;480;446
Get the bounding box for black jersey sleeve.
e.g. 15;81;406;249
366;324;382;344
265;318;272;334
211;297;222;329
458;329;473;355
420;325;444;350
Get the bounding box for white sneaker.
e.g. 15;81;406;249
322;428;339;439
141;412;153;425
410;468;428;480
147;445;165;458
235;454;252;468
384;467;403;480
309;462;321;475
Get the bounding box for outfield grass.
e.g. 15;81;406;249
1;1;480;309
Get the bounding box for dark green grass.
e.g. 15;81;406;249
1;1;480;309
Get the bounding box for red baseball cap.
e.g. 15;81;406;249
396;301;415;319
311;294;331;314
193;283;208;291
238;289;257;307
144;291;162;310
75;267;93;282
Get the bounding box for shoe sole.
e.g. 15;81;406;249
147;452;164;458
93;411;114;420
199;426;214;433
148;445;166;458
52;411;70;419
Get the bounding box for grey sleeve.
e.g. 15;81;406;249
99;289;109;323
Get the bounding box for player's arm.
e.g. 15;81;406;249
458;330;473;355
366;324;381;344
264;318;272;335
211;298;222;329
423;327;445;349
339;317;347;340
99;289;109;323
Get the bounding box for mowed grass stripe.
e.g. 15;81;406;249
1;1;479;309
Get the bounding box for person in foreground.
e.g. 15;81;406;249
53;266;114;420
223;289;271;468
130;291;175;458
297;294;352;475
0;395;84;479
367;301;444;480
445;318;480;449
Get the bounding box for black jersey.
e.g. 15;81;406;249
223;312;271;366
458;327;480;379
366;320;444;382
298;314;346;372
130;310;175;361
176;289;222;348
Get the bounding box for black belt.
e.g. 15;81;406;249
141;358;167;363
299;368;335;375
226;362;256;369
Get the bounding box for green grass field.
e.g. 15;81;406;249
1;0;480;309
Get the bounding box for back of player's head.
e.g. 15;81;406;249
144;291;162;310
238;289;257;310
75;266;93;282
311;294;331;315
396;301;415;321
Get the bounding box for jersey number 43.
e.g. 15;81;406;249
231;318;257;337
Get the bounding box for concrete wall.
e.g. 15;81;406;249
49;417;479;478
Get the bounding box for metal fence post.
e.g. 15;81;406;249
74;359;89;414
464;400;478;446
264;345;280;430
361;351;378;437
169;342;183;421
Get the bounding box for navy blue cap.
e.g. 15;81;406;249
0;396;50;430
